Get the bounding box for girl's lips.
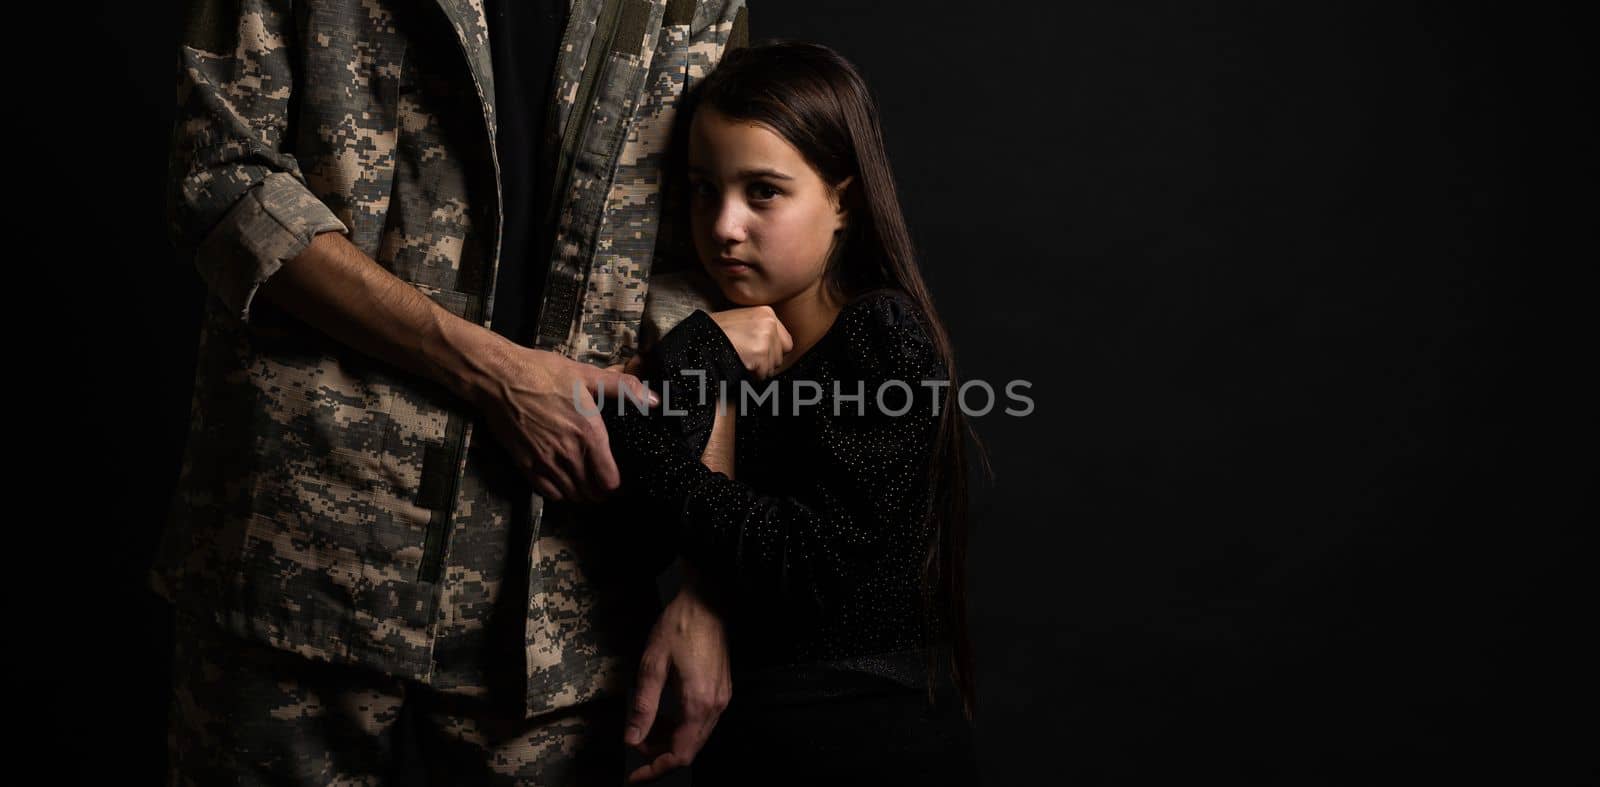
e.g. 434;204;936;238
715;257;755;274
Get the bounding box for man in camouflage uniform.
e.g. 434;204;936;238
150;0;748;783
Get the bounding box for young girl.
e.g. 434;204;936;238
601;41;981;785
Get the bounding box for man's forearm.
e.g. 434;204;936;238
257;230;511;405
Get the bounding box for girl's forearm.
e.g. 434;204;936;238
700;405;737;477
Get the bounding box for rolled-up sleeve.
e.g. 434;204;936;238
166;0;349;323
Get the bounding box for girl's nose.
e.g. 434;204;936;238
713;198;749;244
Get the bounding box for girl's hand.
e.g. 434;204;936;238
708;306;793;379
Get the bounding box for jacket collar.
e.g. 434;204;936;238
432;0;500;136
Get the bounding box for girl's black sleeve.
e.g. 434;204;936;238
618;308;749;459
603;292;946;613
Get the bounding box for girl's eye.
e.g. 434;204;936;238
749;183;781;201
689;181;714;198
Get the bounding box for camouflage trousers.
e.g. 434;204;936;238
164;609;627;786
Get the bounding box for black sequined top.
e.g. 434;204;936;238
602;289;949;687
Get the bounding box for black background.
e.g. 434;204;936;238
29;1;1588;785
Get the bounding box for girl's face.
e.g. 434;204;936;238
687;107;851;308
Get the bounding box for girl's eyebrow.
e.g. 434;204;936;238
687;165;795;181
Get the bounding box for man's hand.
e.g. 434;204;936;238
256;231;656;503
709;306;793;379
470;343;656;503
608;355;645;378
624;579;731;783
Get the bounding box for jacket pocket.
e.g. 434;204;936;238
233;347;455;589
235;352;408;565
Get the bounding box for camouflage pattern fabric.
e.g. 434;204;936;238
534;0;749;365
152;0;749;737
166;609;626;785
636;268;733;353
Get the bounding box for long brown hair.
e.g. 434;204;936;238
683;40;990;720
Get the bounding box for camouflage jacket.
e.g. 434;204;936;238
150;0;747;719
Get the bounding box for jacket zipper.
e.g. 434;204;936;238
419;0;627;583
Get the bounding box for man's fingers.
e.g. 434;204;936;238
530;475;563;503
582;414;621;498
582;364;656;408
625;646;670;748
667;714;709;769
625;752;679;785
553;370;624;502
664;681;721;767
696;682;730;748
557;432;598;500
623;706;718;783
625;373;658;407
532;447;580;503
